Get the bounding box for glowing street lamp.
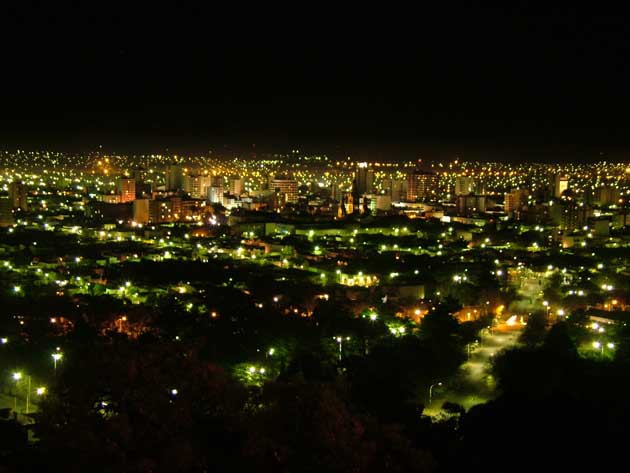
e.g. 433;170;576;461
429;382;442;407
542;300;550;318
11;372;31;413
334;336;351;361
11;372;21;413
52;352;63;373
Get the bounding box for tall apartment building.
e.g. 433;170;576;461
208;186;224;205
594;186;621;206
455;176;475;196
0;198;14;226
457;195;486;216
183;174;212;199
407;170;438;201
116;177;136;203
356;163;374;195
133;199;150;224
554;175;569;198
9;182;28;210
165;165;184;191
271;177;298;204
228;176;244;196
383;178;406;202
505;188;529;216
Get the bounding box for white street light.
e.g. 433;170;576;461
429;382;442;407
52;352;63;373
334;336;350;361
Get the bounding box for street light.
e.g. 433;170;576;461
429;382;442;407
25;375;31;413
11;372;31;413
12;373;21;413
334;336;350;361
542;300;550;318
52;352;63;373
594;341;615;357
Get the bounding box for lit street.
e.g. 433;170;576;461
427;323;523;414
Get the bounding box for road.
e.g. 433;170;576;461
425;323;522;414
0;389;39;425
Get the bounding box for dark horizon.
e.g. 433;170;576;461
2;5;630;161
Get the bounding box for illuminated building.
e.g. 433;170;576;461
504;188;529;217
551;199;591;231
407;170;438;201
208;175;224;204
457;195;486;216
0;198;14;226
355;163;374;195
271;177;298;204
99;194;121;204
116;177;136;203
229;176;245;196
383;178;406;202
594;186;620;206
554;174;569;198
455;176;475;196
165;165;184;191
183;174;212;199
208;186;224;205
8;182;28;210
133;199;150;224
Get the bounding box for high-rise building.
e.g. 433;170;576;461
554;175;569;198
183;174;212;199
331;182;344;202
594;186;621;206
457;195;486;216
116;177;136;203
407;170;438;201
356;163;374;195
551;200;590;231
166;165;184;191
505;188;529;216
133;199;150;224
8;182;28;210
208;186;224;205
150;199;175;223
455;176;475;196
271;177;298;204
228;176;245;196
385;178;407;202
0;198;14;226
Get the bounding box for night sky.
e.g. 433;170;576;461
1;5;629;160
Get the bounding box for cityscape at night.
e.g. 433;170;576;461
3;4;630;473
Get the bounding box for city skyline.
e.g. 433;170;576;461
3;5;630;471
